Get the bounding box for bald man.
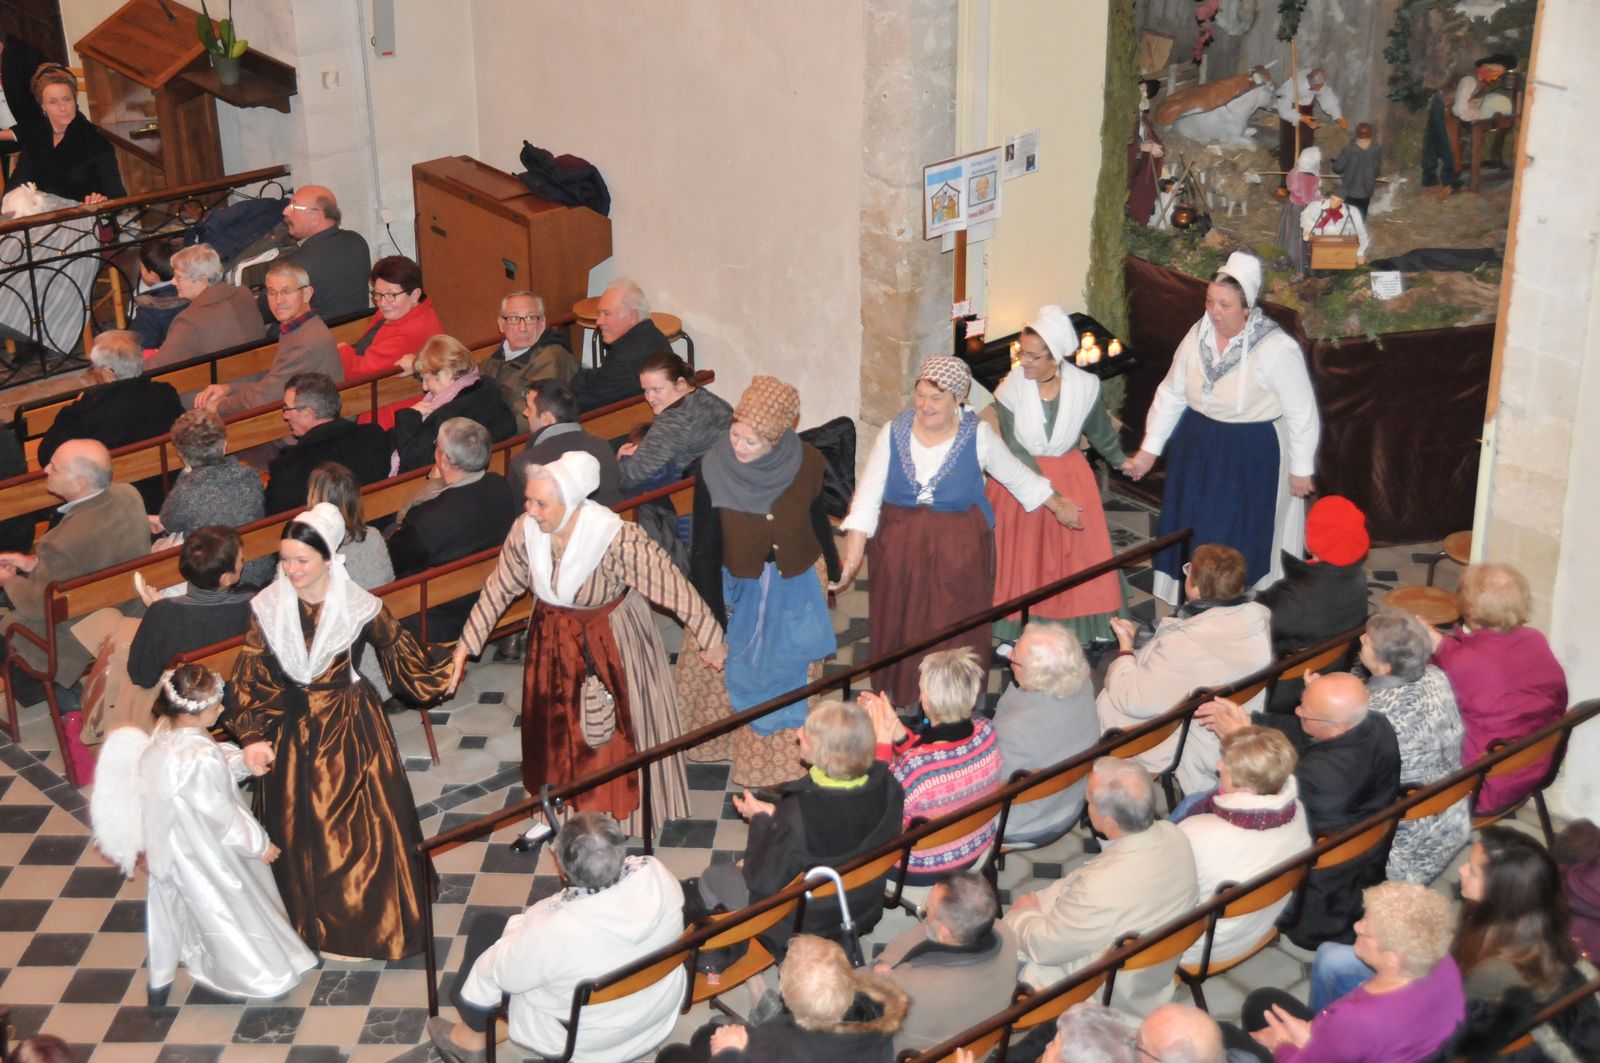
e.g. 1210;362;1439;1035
1199;672;1401;949
1140;1004;1228;1063
0;439;151;690
264;184;371;324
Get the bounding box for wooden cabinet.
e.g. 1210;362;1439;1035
413;155;613;342
74;0;295;194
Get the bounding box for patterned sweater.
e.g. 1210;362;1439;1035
884;718;1002;877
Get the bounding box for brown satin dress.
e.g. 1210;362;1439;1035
225;601;452;960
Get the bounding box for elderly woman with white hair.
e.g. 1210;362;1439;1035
837;354;1080;705
1122;252;1320;603
980;305;1129;644
37;331;183;510
146;243;267;370
225;502;455;960
452;450;727;836
992;622;1100;845
156;409;273;585
1359;608;1469;884
861;647;1002;883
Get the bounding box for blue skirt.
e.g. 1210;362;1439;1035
724;562;837;734
1153;410;1281;586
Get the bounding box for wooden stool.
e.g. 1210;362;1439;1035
1386;585;1460;628
1425;530;1473;586
571;296;601;367
651;312;695;367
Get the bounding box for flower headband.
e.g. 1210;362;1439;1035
161;672;225;714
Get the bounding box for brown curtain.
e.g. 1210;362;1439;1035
1120;256;1492;543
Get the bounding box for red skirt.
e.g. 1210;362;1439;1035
522;597;640;819
987;451;1122;623
868;505;995;705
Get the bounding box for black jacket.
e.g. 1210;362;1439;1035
8;112;125;201
389;379;517;475
38;376;184;512
660;977;909;1063
1259;711;1401;949
741;762;906;951
0;35;46;146
1255;551;1369;711
387;473;518;642
0;424;32;553
262;226;372;324
264;417;390;515
570;317;670;413
508;422;624;506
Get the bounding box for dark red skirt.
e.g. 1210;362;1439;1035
867;505;995;705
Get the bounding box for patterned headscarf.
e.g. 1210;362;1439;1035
915;355;972;403
733;376;802;443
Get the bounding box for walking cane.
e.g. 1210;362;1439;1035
508;782;563;854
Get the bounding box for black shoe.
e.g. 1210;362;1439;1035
508;821;555;854
147;982;172;1008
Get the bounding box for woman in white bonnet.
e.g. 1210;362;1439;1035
981;305;1130;644
452;450;727;839
1122;252;1321;604
225;502;454;961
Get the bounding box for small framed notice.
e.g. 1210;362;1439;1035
1370;271;1404;301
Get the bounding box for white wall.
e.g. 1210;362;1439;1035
965;0;1111;334
469;0;866;422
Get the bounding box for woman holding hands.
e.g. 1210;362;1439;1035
836;355;1081;706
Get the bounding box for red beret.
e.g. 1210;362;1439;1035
1305;495;1369;566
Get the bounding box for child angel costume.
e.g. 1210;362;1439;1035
92;721;317;999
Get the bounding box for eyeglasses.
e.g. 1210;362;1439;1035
265;285;307;298
285;203;322;214
1182;562;1192;576
283;405;312;414
1126;1033;1161;1062
370;288;409;303
499;314;544;325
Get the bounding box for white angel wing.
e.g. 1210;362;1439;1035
90;727;151;876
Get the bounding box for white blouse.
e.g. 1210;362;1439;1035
842;416;1054;537
1139;315;1321;478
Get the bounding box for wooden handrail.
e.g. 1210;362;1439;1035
0;165;291;235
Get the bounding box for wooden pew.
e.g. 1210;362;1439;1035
13;316;372;457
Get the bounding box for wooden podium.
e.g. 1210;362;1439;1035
75;0;297;194
412;156;613;341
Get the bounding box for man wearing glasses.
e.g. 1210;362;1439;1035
196;261;342;415
480;290;577;432
265;185;371;324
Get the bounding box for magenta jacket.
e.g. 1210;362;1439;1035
1433;626;1567;812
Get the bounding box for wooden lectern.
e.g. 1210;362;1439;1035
75;0;297;194
412;156;613;341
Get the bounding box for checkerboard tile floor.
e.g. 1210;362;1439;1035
0;499;1479;1060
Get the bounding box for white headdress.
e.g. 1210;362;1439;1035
1218;251;1263;308
251;502;381;684
1027;305;1079;364
523;451;623;607
995;304;1102;457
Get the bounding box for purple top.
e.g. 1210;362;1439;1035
1565;861;1600;963
1276;956;1464;1063
1432;627;1566;812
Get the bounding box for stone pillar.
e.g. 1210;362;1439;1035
858;0;961;433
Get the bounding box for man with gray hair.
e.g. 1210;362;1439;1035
1004;758;1197;1018
387;417;518;641
196;260;343;415
38;330;184;510
263;372;389;513
1041;1001;1138;1063
571;276;672;412
875;870;1019;1055
148;243;266;369
427;812;686;1063
0;438;151;691
480;290;578;431
995;623;1100;845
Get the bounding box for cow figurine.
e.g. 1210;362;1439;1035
1156;66;1278;148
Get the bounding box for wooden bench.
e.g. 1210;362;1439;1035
13;316;372;458
1;375;708;779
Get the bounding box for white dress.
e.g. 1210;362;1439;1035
141;722;318;997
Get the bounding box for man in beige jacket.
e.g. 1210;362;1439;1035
1004;759;1198;1019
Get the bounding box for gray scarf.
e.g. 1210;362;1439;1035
701;430;803;513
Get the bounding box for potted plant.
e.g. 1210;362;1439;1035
197;0;248;86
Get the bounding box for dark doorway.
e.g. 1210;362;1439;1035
0;0;65;66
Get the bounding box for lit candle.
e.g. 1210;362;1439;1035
1075;349;1088;367
1089;343;1103;363
1010;340;1021;368
1108;338;1123;358
1079;333;1094;352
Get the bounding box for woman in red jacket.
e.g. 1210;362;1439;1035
338;255;444;428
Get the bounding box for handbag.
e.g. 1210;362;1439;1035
577;632;617;749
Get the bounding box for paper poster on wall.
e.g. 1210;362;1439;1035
1003;129;1040;180
923;146;1004;239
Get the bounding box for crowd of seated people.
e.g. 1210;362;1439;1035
5;212;1595;1063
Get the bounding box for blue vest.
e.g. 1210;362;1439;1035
883;409;994;526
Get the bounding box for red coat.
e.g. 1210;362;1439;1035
1433;626;1567;812
338;297;444;429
